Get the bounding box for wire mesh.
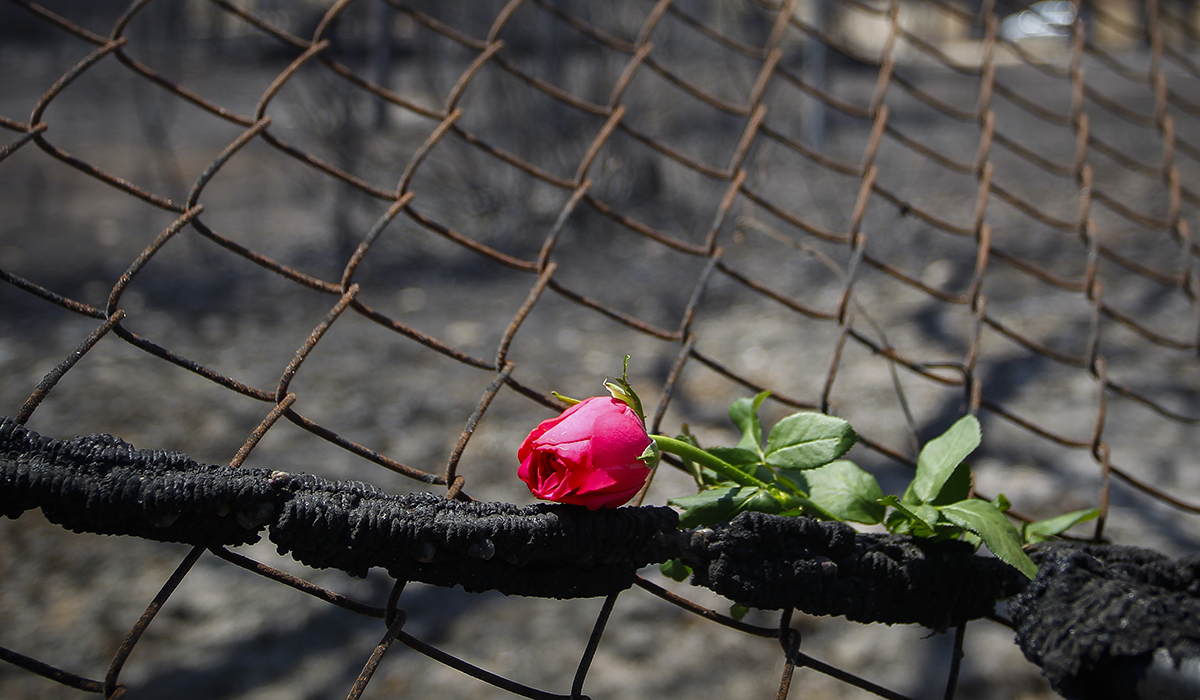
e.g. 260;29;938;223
2;0;1200;697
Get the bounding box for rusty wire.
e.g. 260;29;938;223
2;0;1200;697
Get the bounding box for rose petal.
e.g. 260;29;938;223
516;396;652;509
584;412;652;468
533;437;591;466
557;481;644;510
532;399;604;443
574;463;650;495
544;458;582;500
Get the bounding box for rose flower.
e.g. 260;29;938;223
518;396;653;510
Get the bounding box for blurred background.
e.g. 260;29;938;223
3;0;1200;697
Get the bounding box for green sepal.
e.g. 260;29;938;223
1023;507;1100;544
730;604;750;621
551;391;583;407
638;439;660;469
764;412;858;470
939;499;1038;580
604;355;646;424
659;558;692;582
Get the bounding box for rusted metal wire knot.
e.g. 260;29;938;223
2;417;1025;626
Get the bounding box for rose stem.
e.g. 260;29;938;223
650;435;772;491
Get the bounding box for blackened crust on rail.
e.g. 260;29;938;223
1009;543;1200;700
684;511;1029;630
268;481;683;598
0;417;276;546
0;417;1029;621
0;417;679;598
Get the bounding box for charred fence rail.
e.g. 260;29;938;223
1011;543;1200;700
0;416;1023;627
11;417;1200;700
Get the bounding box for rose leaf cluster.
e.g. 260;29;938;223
514;364;1096;583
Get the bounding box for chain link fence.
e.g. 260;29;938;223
2;0;1200;697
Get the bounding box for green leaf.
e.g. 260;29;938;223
880;495;936;537
933;521;969;541
778;492;839;521
915;504;940;530
804;460;885;524
742;488;787;516
1024;507;1101;544
992;493;1011;512
707;447;762;469
911;416;981;504
668;485;782;528
672;429;722;488
940;499;1037;579
659;558;692;582
775;469;809;495
767;476;848;521
669;485;742;528
730;604;749;621
730;392;771;458
930;461;972;506
706;447;771;485
884;510;934;537
764;413;858;471
673;427;701;487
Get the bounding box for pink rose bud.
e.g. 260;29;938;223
518;396;653;510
